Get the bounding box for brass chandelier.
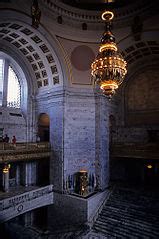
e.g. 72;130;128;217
91;10;127;98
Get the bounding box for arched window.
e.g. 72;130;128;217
0;58;21;108
7;66;21;108
0;59;4;106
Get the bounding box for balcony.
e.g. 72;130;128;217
0;184;53;223
111;143;159;159
0;142;51;163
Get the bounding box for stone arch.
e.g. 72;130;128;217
0;9;66;93
0;9;68;141
115;32;159;127
118;31;159;69
121;39;159;67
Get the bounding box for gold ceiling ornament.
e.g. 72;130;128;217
91;10;127;98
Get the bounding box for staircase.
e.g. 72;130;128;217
93;186;159;238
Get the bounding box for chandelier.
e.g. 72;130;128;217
91;10;127;98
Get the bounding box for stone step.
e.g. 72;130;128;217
101;207;159;226
104;202;159;218
94;220;158;238
97;215;159;237
99;212;158;229
93;222;148;239
93;187;159;239
107;197;159;210
109;193;159;202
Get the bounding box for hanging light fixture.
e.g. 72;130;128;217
91;10;127;98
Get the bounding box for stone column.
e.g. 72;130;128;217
25;162;29;187
95;94;110;191
31;161;37;185
2;164;10;192
49;101;64;192
22;162;37;187
16;164;20;186
21;162;30;187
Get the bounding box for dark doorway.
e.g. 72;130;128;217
43;129;49;142
33;206;48;230
38;113;50;142
147;130;159;143
144;162;159;187
37;158;50;186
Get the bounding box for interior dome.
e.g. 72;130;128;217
61;0;138;11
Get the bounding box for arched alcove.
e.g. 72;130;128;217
38;113;50;142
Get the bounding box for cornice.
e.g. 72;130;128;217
41;0;155;29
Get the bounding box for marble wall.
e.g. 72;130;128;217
0;107;27;142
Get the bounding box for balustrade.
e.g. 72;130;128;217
111;143;159;159
0;184;53;223
0;142;51;163
0;142;50;151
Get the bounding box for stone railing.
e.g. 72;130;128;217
0;184;53;223
111;143;159;159
0;142;51;163
0;142;50;151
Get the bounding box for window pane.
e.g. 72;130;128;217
0;59;4;106
7;66;21;108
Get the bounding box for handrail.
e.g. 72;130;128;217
0;184;53;211
111;143;159;159
0;142;51;163
0;142;50;151
0;185;54;223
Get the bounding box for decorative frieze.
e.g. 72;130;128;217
41;0;153;29
0;185;53;223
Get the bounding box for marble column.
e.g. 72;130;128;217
21;162;30;186
22;162;37;186
16;164;20;186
